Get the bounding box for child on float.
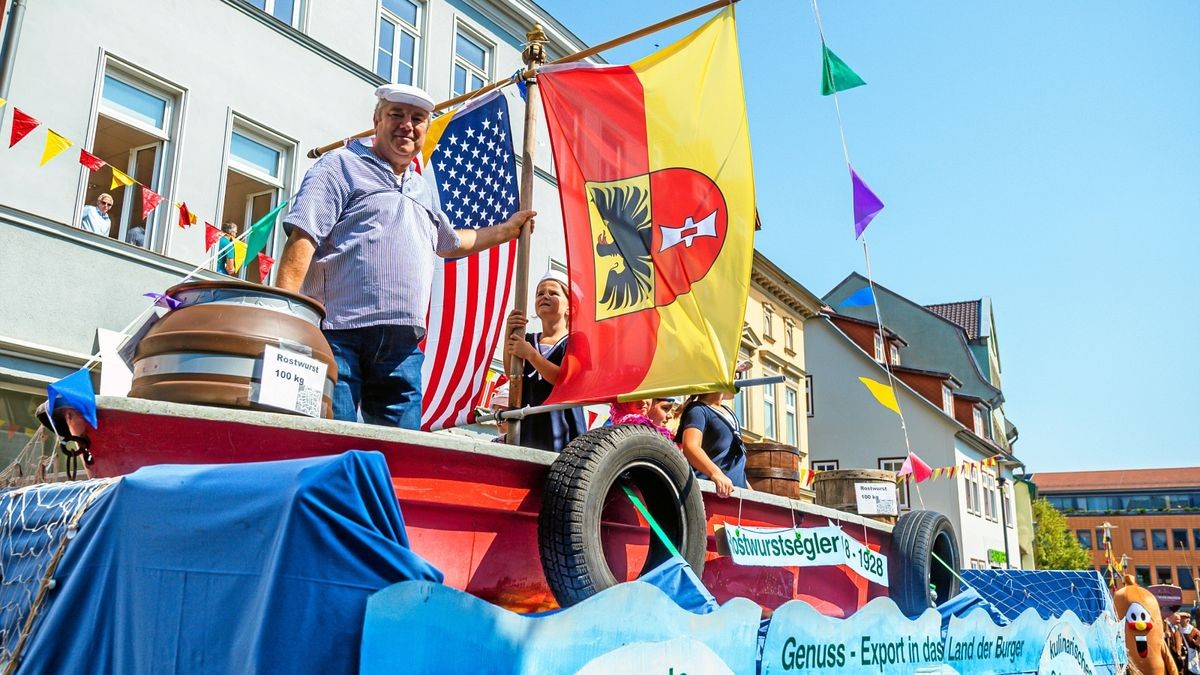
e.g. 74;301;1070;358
504;270;586;452
608;398;674;441
674;391;748;498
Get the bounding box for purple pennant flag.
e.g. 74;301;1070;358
850;167;885;239
143;292;181;310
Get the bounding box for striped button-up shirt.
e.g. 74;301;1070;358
285;139;461;330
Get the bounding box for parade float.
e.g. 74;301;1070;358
2;1;1128;672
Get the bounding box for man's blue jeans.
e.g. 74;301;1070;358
324;325;424;430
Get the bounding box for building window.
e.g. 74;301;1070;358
1194;529;1200;549
87;67;179;251
888;342;900;365
1002;488;1014;528
1179;569;1195;590
762;372;776;439
452;29;490;97
1131;530;1147;550
941;385;954;416
982;476;994;521
1134;566;1151;586
964;475;976;515
1096;528;1109;549
878;458;910;510
0;388;58;468
1076;530;1092;549
805;374;814;418
973;407;985;436
762;304;775;340
217;123;291;284
246;0;300;26
1173;529;1190;550
784;320;795;352
812;460;839;472
376;0;421;84
873;331;885;362
784;386;798;447
1157;567;1173;585
1152;529;1168;550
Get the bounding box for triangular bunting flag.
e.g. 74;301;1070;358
243;201;288;262
204;222;222;252
896;452;933;483
821;43;866;96
39;130;72;165
79;149;106;171
46;367;98;430
142;292;181;310
231;237;247;272
10;108;40;148
840;286;874;307
858;376;900;415
111;167;135;189
257;253;275;279
932;467;942;480
177;202;196;228
0;97;6;108
850;167;885;239
140;186;163;220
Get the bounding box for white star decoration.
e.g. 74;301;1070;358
430;99;518;227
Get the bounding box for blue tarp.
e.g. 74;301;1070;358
19;452;442;674
958;569;1112;624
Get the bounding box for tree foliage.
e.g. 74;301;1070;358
1032;498;1092;570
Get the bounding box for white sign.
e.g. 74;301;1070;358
255;344;327;417
724;525;888;586
855;482;898;516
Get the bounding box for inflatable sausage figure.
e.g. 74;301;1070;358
1114;574;1178;675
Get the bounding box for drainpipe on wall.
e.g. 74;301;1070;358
0;0;27;100
998;476;1012;569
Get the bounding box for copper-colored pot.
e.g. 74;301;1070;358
129;280;337;418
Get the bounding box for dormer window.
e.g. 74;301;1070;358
784;319;795;352
889;343;900;365
873;331;885;362
973;406;985;436
941;385;954;415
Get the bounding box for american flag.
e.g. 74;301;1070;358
420;90;519;431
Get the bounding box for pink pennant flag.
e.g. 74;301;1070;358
204;222;222;251
896;452;933;483
257;252;275;279
140;186;163;220
10;108;39;148
850;166;885;239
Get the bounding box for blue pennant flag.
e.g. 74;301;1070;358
840;287;875;307
46;367;98;429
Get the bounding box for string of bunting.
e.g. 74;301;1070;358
797;455;1000;489
0;418;39;441
0;96;276;275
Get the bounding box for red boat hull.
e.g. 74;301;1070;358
84;397;890;616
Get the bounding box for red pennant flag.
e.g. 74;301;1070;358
204;222;222;251
78;149;106;171
140;186;163;220
257;252;275;279
177;202;195;228
897;452;934;483
10;108;40;147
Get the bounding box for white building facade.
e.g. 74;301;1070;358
0;0;585;461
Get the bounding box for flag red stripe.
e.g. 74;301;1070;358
438;244;506;428
420;259;459;430
425;255;483;428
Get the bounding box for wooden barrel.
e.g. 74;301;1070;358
813;469;898;525
129;280;338;418
744;442;801;500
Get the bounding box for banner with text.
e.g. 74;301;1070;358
724;525;888;587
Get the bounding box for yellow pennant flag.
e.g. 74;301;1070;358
231;237;247;272
858;377;900;415
932;467;943;480
40;130;72;166
0;97;7;108
111;167;136;189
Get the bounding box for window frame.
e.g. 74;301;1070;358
1131;529;1147;550
1156;566;1173;585
941;385;954;415
811;460;839;472
888;342;900;365
784;385;798;447
805;374;814;418
1134;566;1151;587
376;0;423;85
873;331;885;362
1076;530;1093;550
247;0;303;27
783;319;795;352
451;24;492;98
762;369;777;440
762;304;775;340
878;457;910;510
1174;528;1190;550
1151;529;1169;551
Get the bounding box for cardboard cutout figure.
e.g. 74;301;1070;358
1114;574;1179;675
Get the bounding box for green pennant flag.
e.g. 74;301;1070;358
242;201;288;265
821;43;866;96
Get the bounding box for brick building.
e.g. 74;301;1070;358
1034;467;1200;607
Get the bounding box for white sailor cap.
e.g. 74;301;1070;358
374;83;435;112
538;269;569;293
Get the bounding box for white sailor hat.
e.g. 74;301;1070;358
374;83;435;112
538;269;569;293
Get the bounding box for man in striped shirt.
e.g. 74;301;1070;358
276;83;535;430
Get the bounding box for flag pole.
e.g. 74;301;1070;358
504;24;548;445
304;0;740;159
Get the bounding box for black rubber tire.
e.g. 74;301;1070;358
538;425;707;608
887;509;961;616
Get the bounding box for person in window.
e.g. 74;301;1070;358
79;193;113;236
675;391;748;498
216;222;239;275
275;83;534;429
504;271;584;452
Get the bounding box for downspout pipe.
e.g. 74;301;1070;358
0;0;27;100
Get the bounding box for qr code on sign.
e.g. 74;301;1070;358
295;387;322;418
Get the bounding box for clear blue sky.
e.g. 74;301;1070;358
535;0;1200;473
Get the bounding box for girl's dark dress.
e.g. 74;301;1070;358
673;401;748;488
518;332;586;452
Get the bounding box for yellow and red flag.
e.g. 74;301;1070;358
538;8;754;403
